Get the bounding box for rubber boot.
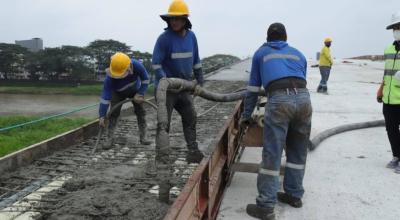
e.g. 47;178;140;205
246;204;275;220
277;192;303;208
138;123;152;145
103;118;117;150
316;85;323;93
186;143;204;163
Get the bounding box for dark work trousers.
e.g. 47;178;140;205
317;66;331;92
165;91;198;149
109;89;147;140
383;104;400;158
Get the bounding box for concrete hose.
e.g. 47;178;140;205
309;119;385;151
155;78;265;203
92;99;158;153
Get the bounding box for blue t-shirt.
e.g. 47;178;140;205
152;28;202;87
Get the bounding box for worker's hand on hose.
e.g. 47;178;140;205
239;117;253;129
133;94;145;104
99;117;106;127
377;87;383;103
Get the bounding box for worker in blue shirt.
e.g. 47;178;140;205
152;0;204;163
241;23;312;220
99;52;151;149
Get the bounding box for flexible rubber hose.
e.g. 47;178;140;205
106;99;157;119
309;119;385;151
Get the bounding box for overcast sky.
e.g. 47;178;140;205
0;0;398;59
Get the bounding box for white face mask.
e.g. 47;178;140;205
394;30;400;41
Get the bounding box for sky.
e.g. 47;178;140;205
0;0;398;59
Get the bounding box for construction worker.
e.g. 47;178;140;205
152;0;204;163
241;23;312;220
99;52;151;149
317;38;333;93
377;11;400;174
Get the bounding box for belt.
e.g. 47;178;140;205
266;77;306;93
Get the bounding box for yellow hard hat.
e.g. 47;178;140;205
324;38;333;43
163;0;189;17
109;52;131;79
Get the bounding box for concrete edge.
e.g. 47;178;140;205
204;58;250;78
0;120;99;175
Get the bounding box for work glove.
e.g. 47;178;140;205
377;96;383;103
133;94;145;104
99;117;106;127
239;117;253;129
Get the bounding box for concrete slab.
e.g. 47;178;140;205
217;59;400;220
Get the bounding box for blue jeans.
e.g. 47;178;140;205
256;88;312;208
318;66;331;90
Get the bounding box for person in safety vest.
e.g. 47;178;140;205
99;52;151;149
152;0;204;163
317;38;333;93
240;23;312;220
377;11;400;174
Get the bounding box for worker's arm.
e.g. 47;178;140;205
152;35;167;82
377;80;384;103
99;77;112;123
242;53;261;121
132;60;150;95
192;34;204;86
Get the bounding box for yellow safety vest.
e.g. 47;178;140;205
383;43;400;104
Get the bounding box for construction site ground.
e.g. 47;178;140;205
0;78;245;219
215;59;400;220
1;58;399;220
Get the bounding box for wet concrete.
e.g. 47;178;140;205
0;79;246;220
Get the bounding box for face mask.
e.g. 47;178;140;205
394;30;400;41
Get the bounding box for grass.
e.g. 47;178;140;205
0;116;92;157
0;83;155;96
0;84;103;96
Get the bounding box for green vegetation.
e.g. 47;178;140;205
0;52;239;95
0;116;91;157
0;84;103;95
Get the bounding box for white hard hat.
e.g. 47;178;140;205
387;11;400;30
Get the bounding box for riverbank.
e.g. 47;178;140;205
0;83;102;96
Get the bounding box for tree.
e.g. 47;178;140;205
61;46;94;80
0;43;29;79
87;40;131;75
25;52;42;81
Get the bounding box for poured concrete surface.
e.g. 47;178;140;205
217;59;400;220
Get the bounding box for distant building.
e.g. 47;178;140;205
15;38;43;52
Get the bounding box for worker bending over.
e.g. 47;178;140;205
99;52;151;149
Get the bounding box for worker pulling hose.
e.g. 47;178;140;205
92;99;158;153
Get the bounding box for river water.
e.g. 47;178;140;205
0;94;99;118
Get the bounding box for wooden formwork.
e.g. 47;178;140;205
164;100;264;220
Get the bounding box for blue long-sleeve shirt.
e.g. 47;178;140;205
243;41;307;118
152;28;203;87
99;59;150;118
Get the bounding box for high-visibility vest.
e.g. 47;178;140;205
383;43;400;104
